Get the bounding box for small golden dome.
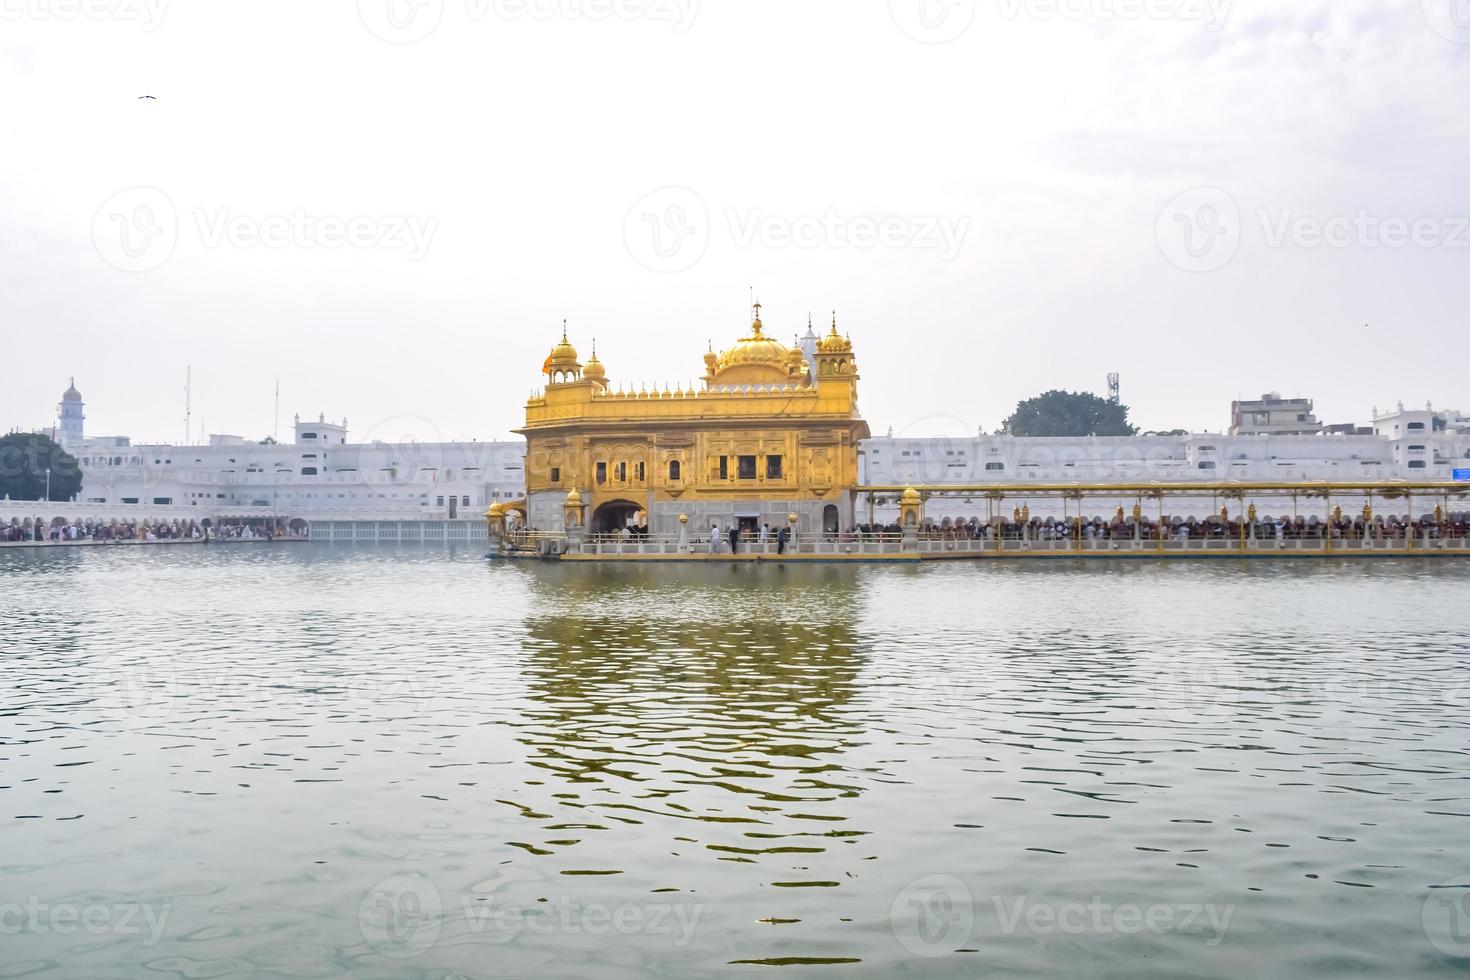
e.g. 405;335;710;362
901;486;921;506
486;503;505;518
566;489;583;506
583;340;606;381
817;312;852;353
544;321;580;375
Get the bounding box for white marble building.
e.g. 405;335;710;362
860;405;1470;522
71;413;524;523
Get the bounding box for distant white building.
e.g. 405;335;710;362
72;412;524;522
1230;392;1322;436
862;418;1470;522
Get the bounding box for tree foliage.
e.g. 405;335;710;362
1001;390;1138;437
0;433;83;502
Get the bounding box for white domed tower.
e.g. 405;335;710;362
58;378;85;447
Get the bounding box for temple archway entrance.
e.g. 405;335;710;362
592;499;643;534
823;504;840;534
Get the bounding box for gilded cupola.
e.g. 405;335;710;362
583;339;607;385
708;304;810;387
543;321;582;383
817;312;853;353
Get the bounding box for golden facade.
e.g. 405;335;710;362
518;306;870;534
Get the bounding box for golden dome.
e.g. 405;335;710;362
901;486;921;506
712;304;805;386
566;489;583;506
817;312;852;353
583;340;606;381
544;321;580;376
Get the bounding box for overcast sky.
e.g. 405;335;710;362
2;0;1467;446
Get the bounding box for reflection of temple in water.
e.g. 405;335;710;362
504;563;874;871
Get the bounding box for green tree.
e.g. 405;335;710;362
0;433;83;502
1001;390;1138;437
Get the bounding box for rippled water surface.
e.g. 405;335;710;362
3;546;1470;978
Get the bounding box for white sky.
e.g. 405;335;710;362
2;0;1468;445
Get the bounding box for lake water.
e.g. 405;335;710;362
3;546;1470;978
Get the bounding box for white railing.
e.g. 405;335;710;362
494;527;1470;558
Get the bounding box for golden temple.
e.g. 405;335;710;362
515;304;869;535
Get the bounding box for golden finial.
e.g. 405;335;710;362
561;319;568;342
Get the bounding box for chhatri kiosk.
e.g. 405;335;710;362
514;305;870;539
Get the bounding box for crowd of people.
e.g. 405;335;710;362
1;516;309;544
865;510;1470;544
538;508;1470;553
704;523;793;554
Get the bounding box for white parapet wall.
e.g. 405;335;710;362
307;519;488;544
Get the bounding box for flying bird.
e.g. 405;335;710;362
138;95;156;100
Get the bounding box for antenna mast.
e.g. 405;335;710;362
273;380;280;442
184;365;192;445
